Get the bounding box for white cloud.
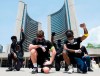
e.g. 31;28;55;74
82;26;100;46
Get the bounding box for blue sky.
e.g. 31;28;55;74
0;0;100;47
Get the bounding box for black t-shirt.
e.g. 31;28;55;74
32;38;53;60
56;44;63;55
64;37;82;57
10;32;25;56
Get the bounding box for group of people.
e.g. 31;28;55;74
6;23;93;74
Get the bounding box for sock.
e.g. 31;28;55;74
33;63;37;68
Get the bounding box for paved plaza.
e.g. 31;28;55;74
0;68;100;76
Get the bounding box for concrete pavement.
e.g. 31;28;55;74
0;68;100;76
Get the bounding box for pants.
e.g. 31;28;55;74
82;56;91;68
74;57;87;73
8;53;23;68
8;53;17;67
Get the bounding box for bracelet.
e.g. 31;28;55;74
49;46;54;51
84;34;88;37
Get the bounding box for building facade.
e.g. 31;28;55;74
48;0;78;43
23;13;41;51
0;44;3;53
14;1;41;52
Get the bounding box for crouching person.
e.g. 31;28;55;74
29;30;56;74
6;29;25;71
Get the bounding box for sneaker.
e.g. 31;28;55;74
77;68;87;74
41;68;44;73
67;65;74;74
88;68;93;71
31;68;38;74
65;64;69;71
77;68;82;73
65;67;69;71
6;67;14;71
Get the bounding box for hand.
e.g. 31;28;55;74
39;45;46;52
75;50;82;53
57;53;62;57
14;53;17;58
21;28;23;32
80;23;86;29
43;61;52;65
84;54;88;57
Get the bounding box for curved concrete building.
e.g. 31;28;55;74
14;1;41;52
48;0;78;43
23;13;41;51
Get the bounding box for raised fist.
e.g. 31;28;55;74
80;23;86;29
21;28;23;32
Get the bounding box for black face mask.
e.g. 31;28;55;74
12;39;17;44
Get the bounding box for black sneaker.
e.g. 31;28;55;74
65;67;69;71
32;68;38;74
77;68;87;74
88;68;93;71
77;68;82;73
6;67;14;71
41;68;44;73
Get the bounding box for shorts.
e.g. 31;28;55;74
36;48;51;68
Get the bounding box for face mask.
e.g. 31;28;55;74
68;39;74;44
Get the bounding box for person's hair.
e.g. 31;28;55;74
65;30;73;38
37;30;44;37
11;36;17;40
52;32;56;36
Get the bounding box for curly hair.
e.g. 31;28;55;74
11;36;17;40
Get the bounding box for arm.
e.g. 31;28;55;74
43;46;56;66
50;46;56;63
10;44;16;53
20;32;25;44
63;44;81;53
80;23;88;41
29;44;41;51
63;44;75;53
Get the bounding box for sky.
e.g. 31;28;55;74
0;0;100;47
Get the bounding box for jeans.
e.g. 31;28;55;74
82;56;91;68
74;57;87;73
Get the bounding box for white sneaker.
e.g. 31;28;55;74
67;65;74;74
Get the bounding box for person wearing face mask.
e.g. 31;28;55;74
29;30;56;74
6;28;25;71
63;23;88;74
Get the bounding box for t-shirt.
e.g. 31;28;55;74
64;37;82;57
32;38;53;60
56;44;63;55
10;32;25;56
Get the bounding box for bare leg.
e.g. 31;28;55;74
62;52;70;65
30;49;37;65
